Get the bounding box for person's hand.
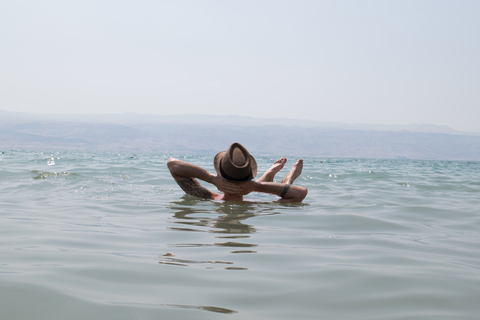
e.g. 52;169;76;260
236;180;258;196
212;175;243;196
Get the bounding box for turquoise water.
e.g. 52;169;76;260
1;150;480;319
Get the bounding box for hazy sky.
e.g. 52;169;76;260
1;1;479;132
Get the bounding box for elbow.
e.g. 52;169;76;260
167;158;179;174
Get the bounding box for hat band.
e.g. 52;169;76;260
219;160;252;182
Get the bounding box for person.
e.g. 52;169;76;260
167;142;308;203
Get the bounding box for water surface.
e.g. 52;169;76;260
1;151;479;319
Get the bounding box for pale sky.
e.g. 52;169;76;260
1;1;479;132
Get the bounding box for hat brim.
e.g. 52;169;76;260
213;150;227;177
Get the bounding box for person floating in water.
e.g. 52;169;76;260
167;142;308;202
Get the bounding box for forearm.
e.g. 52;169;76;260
167;158;223;199
249;181;308;202
167;158;216;184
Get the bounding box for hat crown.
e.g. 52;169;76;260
230;147;249;168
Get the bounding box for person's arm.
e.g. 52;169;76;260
167;158;241;199
239;180;308;203
167;158;217;199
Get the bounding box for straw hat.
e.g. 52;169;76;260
214;143;257;181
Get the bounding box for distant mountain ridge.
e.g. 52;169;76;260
1;110;480;160
0;110;473;135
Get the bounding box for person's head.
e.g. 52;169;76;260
214;143;257;182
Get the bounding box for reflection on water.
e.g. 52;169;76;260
162;197;278;269
159;252;234;267
168;197;279;235
109;301;238;314
166;304;238;314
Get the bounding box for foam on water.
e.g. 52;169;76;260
1;151;480;320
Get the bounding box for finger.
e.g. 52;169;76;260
223;185;242;194
219;180;239;192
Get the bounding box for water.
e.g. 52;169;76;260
1;150;479;320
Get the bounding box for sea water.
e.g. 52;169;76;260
1;150;479;320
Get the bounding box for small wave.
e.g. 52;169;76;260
31;170;79;180
109;301;238;314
